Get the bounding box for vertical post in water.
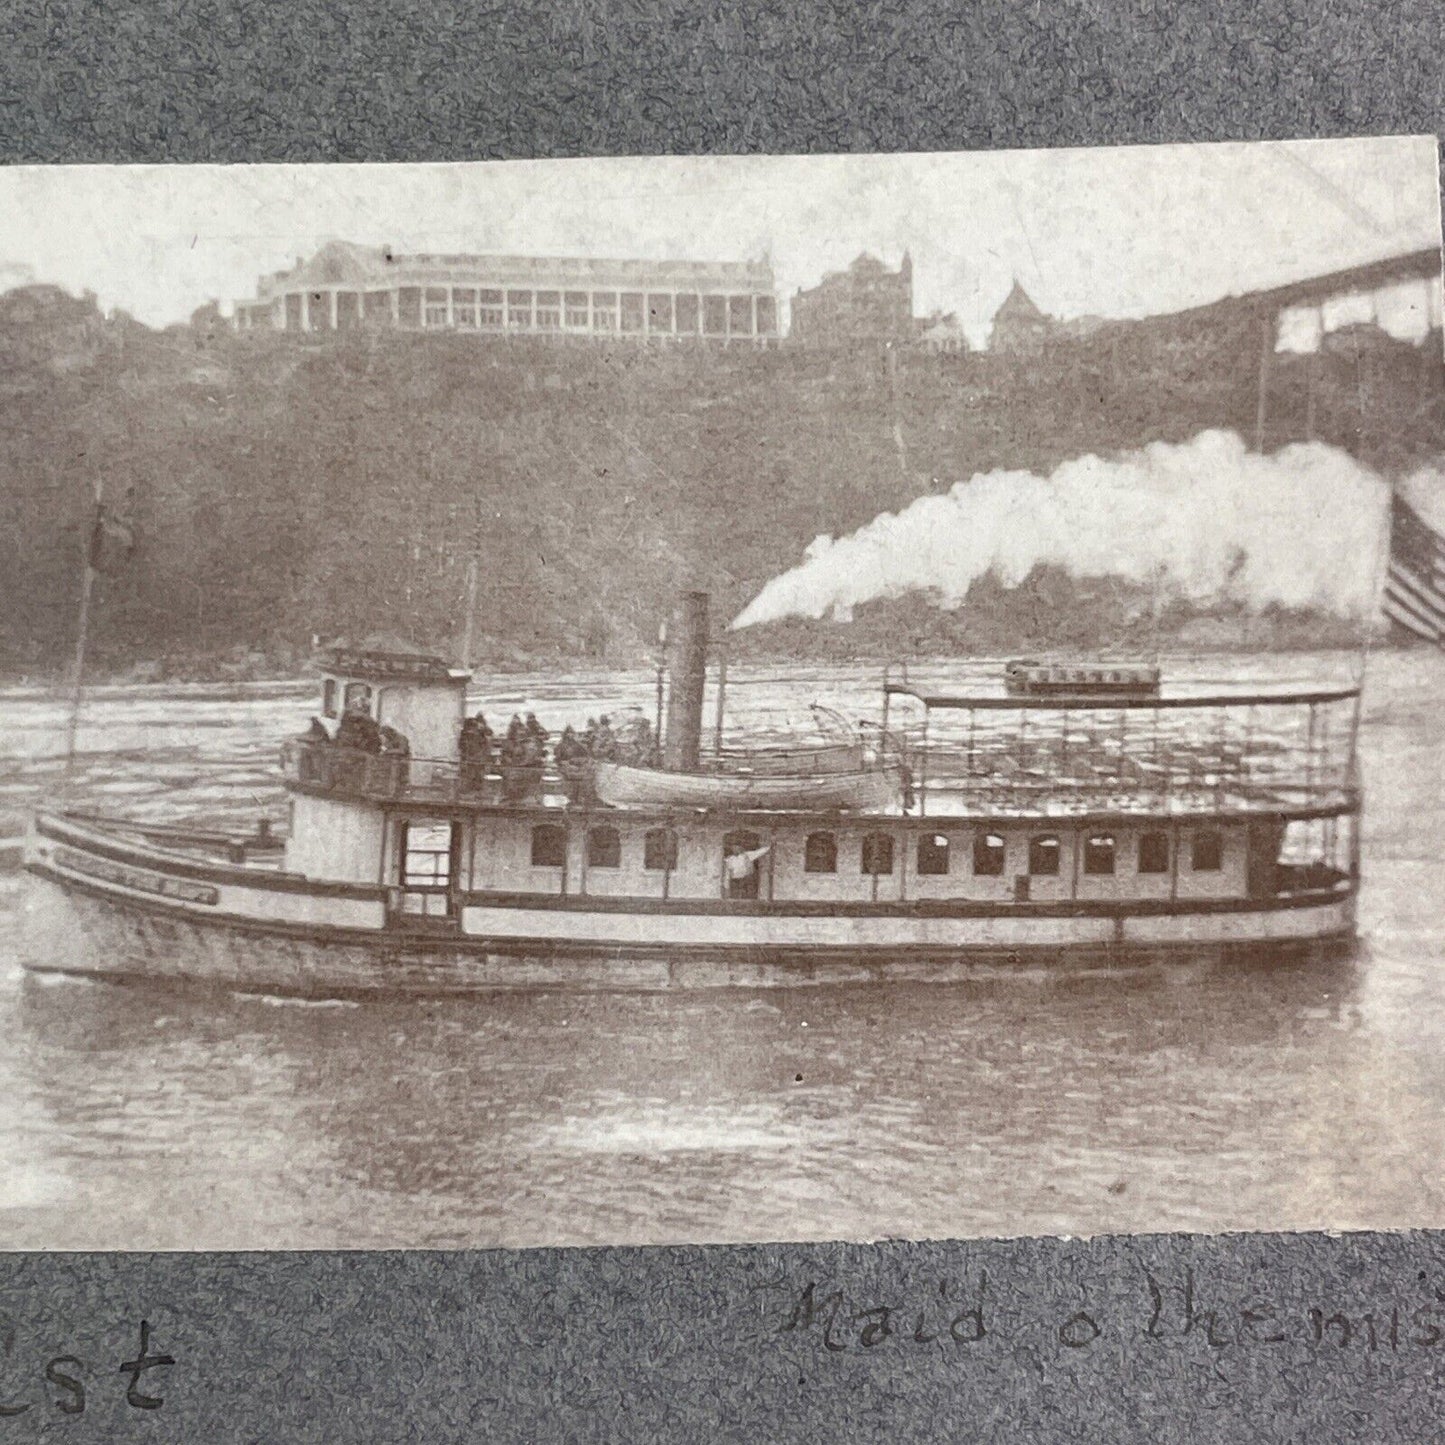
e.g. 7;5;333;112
460;488;486;670
1305;350;1317;442
1254;315;1272;453
713;639;728;757
64;475;106;777
663;591;708;772
916;706;930;817
460;554;479;671
653;619;667;754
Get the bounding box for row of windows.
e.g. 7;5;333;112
285;289;783;335
531;824;678;872
805;829;1220;877
408;288;773;334
529;826;1225;877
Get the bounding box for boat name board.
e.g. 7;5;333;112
53;846;220;907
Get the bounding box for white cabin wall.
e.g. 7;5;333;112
374;680;467;760
768;825;897;904
575;820;716;901
472;814;560;894
372;809;1253;905
576;821;635;899
284;794;386;884
1016;829;1075;903
906;828;997;902
1075;824;1171;903
769;825;848;903
1173;826;1247;899
668;822;723;900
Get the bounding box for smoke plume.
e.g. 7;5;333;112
732;431;1399;630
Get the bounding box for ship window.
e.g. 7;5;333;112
804;832;837;874
1028;835;1061;876
861;832;894;876
643;827;678;872
723;830;764;900
973;832;1006;876
1192;829;1224;872
401;821;453;888
343;682;372;715
587;826;622;869
917;833;951;875
530;824;566;869
322;679;338;718
1083;833;1116;875
1138;830;1170;874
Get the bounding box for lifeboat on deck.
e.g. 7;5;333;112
590;749;903;811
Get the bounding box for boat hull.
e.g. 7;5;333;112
22;816;1358;997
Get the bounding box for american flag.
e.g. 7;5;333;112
1383;493;1445;644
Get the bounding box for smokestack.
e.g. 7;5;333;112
663;591;709;771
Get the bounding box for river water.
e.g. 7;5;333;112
0;651;1442;1249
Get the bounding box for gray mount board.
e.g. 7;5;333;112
2;0;1444;1439
0;1233;1442;1441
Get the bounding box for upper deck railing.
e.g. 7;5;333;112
880;670;1362;819
282;720;1360;820
282;740;553;807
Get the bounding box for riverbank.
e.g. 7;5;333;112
1;617;1398;691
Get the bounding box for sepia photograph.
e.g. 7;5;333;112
2;138;1443;1249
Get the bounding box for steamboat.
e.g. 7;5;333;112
21;592;1361;994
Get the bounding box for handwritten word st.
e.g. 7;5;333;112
0;1320;174;1419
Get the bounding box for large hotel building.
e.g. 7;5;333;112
233;241;781;344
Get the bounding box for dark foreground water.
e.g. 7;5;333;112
0;653;1442;1249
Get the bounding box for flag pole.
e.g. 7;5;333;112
1363;481;1397;681
63;474;105;778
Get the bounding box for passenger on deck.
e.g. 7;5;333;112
458;714;493;793
502;714;528;768
336;705;382;754
555;725;583;766
592;715;617;762
615;715;655;765
376;724;410;793
304;717;331;743
555;724;598;803
524;712;549;766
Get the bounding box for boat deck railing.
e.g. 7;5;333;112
916;774;1360;819
281;738;1359;819
282;739;554;806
